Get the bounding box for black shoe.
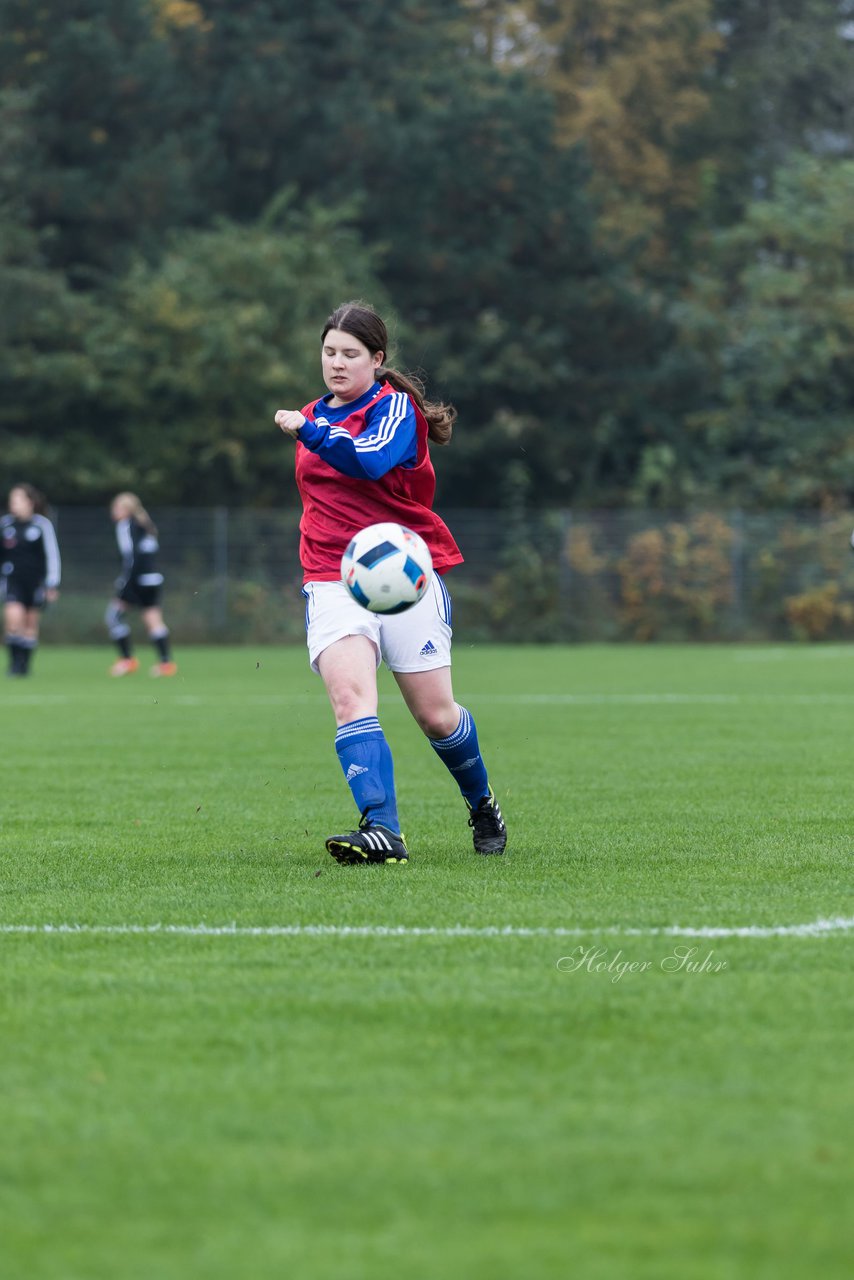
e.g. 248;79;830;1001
326;819;409;865
467;788;507;855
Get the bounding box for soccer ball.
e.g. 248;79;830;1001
341;522;433;614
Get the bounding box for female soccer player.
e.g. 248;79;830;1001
275;300;507;865
1;483;61;677
106;493;177;677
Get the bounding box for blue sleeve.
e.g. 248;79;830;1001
297;391;418;480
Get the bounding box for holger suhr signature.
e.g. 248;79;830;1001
557;944;728;983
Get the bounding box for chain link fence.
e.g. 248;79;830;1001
40;506;854;644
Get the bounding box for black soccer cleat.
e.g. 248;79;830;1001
326;819;409;866
467;788;507;855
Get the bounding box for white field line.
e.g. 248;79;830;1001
9;692;854;707
461;693;854;706
0;917;852;940
733;646;854;661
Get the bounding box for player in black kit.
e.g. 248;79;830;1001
106;493;177;677
1;483;61;677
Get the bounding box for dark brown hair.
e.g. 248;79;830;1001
322;301;456;445
10;482;48;515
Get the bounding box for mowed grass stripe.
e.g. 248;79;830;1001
1;645;852;1280
10;689;854;705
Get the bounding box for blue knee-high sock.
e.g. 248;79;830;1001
429;706;490;807
334;716;400;833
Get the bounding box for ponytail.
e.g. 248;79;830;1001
379;367;456;447
113;492;157;537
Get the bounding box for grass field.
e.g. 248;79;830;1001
1;643;852;1279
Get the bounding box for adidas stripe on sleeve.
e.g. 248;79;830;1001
297;392;418;480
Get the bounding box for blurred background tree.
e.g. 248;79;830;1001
1;0;852;508
500;0;723;266
671;154;854;507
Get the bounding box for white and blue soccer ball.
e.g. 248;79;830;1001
341;521;433;614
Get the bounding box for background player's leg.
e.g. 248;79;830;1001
105;600;138;675
4;600;26;676
142;605;176;675
17;605;40;675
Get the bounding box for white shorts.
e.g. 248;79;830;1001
302;576;453;675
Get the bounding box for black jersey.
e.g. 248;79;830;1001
115;517;164;592
0;513;61;587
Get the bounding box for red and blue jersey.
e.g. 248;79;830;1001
294;380;463;582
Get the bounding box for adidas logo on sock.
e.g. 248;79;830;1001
419;640;438;657
346;764;369;781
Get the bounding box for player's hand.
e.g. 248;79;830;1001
275;409;305;439
46;588;59;604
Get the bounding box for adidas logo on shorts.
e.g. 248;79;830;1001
419;640;438;657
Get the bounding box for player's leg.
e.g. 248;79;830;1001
142;603;176;676
318;635;405;860
16;602;41;675
4;596;27;676
305;582;406;864
105;598;139;675
386;578;507;855
395;666;507;854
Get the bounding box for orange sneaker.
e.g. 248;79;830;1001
151;661;178;677
110;657;139;677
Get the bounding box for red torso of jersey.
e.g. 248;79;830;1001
294;381;463;582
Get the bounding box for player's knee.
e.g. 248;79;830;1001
330;685;375;724
416;705;460;740
105;601;130;639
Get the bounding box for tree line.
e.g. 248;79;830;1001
1;0;853;510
